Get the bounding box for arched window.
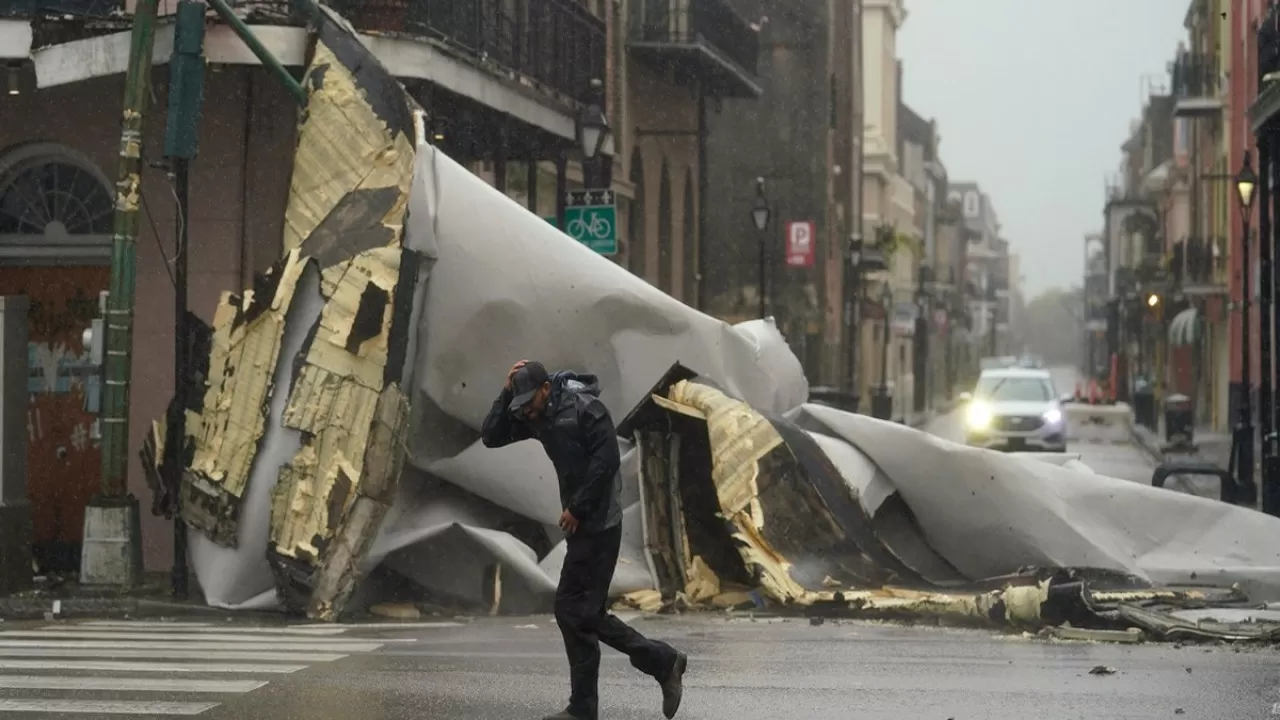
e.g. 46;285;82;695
0;143;114;266
682;168;696;307
628;146;646;277
657;159;672;292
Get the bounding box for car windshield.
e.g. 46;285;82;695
974;376;1052;403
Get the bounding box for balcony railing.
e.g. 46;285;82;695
1170;237;1226;290
327;0;606;106
1171;51;1222;116
627;0;759;97
0;0;120;20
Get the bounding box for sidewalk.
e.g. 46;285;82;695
1129;420;1242;502
0;572;253;622
908;397;959;430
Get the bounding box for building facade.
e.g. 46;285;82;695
947;181;1008;359
1092;0;1231;428
702;0;860;389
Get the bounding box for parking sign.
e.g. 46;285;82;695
786;221;815;268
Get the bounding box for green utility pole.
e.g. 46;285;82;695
82;0;160;586
100;0;159;499
162;0;208;600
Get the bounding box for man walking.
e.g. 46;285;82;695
482;360;688;720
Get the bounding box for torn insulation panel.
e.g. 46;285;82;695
620;369;950;609
262;9;418;619
168;4;421;619
179;249;308;546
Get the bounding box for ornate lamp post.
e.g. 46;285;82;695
751;178;771;319
1236;150;1259;507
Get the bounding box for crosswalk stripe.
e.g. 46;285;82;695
0;623;408;716
293;622;465;629
0;630;412;644
0;647;348;662
79;622;221;629
0;676;268;693
78;621;462;630
0;699;220;715
43;625;349;636
0;659;307;673
0;639;383;653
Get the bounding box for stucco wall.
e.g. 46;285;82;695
623;61;698;302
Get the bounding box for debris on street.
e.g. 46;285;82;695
125;5;1280;644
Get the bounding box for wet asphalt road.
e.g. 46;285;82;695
3;617;1265;720
205;617;1277;720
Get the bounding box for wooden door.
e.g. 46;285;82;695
0;266;109;572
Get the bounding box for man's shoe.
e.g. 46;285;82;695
660;652;688;719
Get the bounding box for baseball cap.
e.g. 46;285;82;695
508;361;550;414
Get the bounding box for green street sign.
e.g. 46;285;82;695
564;189;617;256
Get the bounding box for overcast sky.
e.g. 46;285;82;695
898;0;1190;299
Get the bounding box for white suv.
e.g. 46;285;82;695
960;367;1067;452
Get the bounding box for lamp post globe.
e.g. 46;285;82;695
1238;150;1258;213
751;178;770;231
579;103;609;161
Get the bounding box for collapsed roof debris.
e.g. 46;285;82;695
141;5;1280;638
152;6;419;619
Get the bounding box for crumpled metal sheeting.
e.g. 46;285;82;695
1114;603;1280;642
259;15;419;618
642;379;924;607
175;7;423;619
403;140;809;457
618;581;1055;630
179;249;309;547
792;403;1280;602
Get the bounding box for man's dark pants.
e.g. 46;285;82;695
556;523;677;720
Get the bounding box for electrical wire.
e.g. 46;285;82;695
139;187;177;289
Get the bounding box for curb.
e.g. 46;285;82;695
1128;422;1164;464
909;400;958;430
0;596;282;622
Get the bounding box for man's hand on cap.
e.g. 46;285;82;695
506;360;528;389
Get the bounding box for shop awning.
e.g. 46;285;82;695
1168;307;1201;346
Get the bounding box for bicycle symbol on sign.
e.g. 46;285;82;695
567;210;613;241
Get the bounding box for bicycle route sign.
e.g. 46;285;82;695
564;189;617;256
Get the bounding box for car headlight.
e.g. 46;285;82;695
1043;408;1063;425
966;402;992;430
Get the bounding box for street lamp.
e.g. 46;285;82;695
578;79;610;161
579;104;609;161
1235;149;1260;508
915;278;930;416
845;234;864;399
751;177;771;319
879;283;893;392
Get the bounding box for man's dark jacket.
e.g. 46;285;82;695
480;371;623;535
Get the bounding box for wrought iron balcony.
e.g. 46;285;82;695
627;0;761;99
1170;237;1226;293
325;0;606;107
1257;5;1280;132
0;0;120;19
1171;51;1222;117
